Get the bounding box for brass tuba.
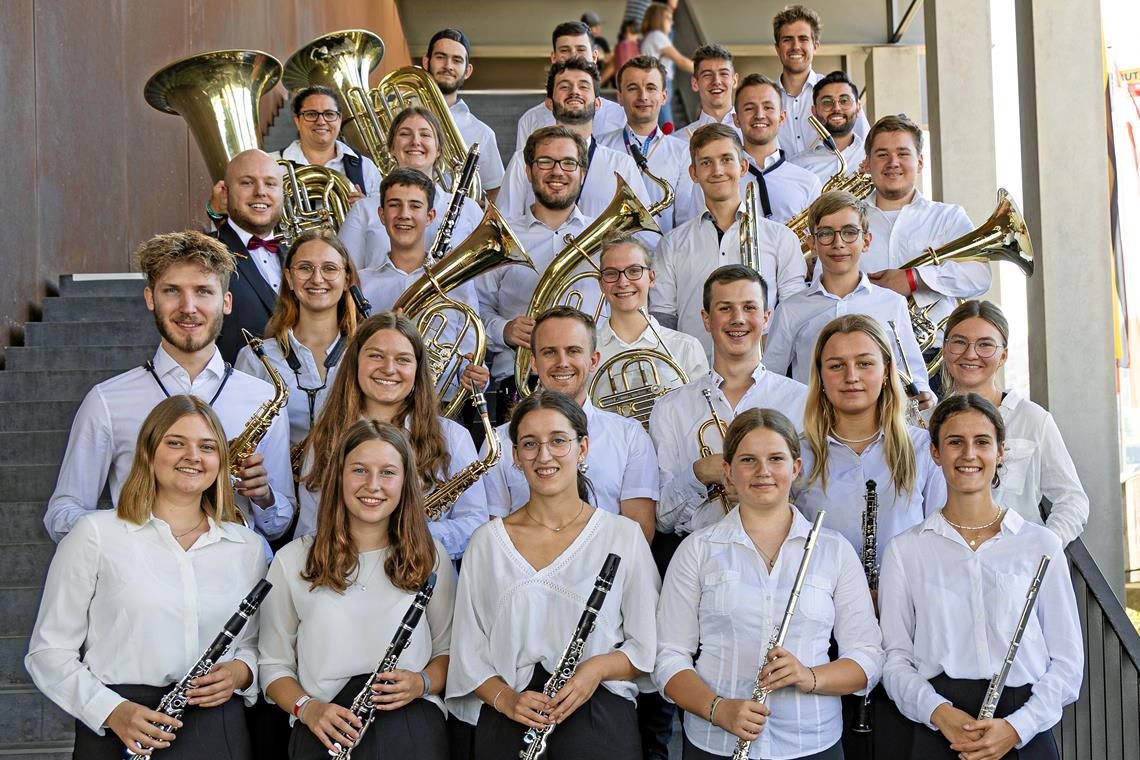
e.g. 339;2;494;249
144;49;283;182
392;203;535;417
514;174;663;395
902;188;1034;373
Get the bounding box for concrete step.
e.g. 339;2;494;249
0;637;32;688
24;321;157;347
463;90;544;167
41;296;150;323
0;465;60;503
0;687;74;746
0;504;54;545
58;274;145;298
0;745;72;759
0;588;48;638
0;369;124;403
3;345;154;372
0;402;83;433
0;432;69;466
0;544;54;588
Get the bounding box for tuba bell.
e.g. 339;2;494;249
392;203;535;417
514;173;662;395
145;49;282;182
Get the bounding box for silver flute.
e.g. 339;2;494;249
731;512;826;760
977;555;1051;720
519;554;621;760
852;481;879;735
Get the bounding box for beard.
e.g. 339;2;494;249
552;99;596;127
433;71;467;96
534;180;578;210
825;114;856;138
154;307;224;355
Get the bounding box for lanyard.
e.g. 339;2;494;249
143;361;233;405
746;150;786;219
284;335;346;425
622;126;660;160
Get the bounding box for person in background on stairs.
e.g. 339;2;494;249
422;28;506;205
27;394;269;760
638;3;692;130
43;230;295;544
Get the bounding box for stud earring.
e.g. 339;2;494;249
577;460;589;474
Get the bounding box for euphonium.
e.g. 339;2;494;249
144;49;282;182
698;389;731;514
425;388;501;521
514;174;663;395
392;203;534;418
277;160;353;246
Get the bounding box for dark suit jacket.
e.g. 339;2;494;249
213;223;278;363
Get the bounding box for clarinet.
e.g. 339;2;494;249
977;555;1051;720
349;284;372;317
124;580;272;758
732;513;825;760
519;554;622;760
331;573;438;759
428;143;481;261
852;481;879;736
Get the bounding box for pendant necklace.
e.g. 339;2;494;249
942;508;1004;547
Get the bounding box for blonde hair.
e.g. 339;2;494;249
803;315;916;495
135;230;236;289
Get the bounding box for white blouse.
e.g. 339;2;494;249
792;427;947;562
879;509;1083;747
655;507;883;759
258;536;456;717
445;510;661;725
25;511;268;734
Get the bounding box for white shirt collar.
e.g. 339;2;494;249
281;138;351;165
708;361;766;388
520;204;589;232
151;344;228;379
597;314;662;349
125;514;250;546
868;188;930;213
704;504;812;547
450;99;471;117
920;505;1028;542
778;69;824;96
805;271;874;298
700;199;746;226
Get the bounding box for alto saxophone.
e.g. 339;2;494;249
229;330;290;522
424;387;500;521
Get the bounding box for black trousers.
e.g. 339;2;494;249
903;675;1058;760
839;685;913;760
682;736;844;760
72;683;250;760
473;666;641;760
287;673;448;760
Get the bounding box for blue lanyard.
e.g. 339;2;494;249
623;126;660;160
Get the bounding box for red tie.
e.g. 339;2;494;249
248;236;280;255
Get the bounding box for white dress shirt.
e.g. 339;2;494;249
259;536;455;716
677;149;821;225
26;511;267;734
593;315;710;402
994;390;1089;545
272;138;383;197
879;509;1082;747
655;506;883;759
792;427;947;560
598;124;697;233
297;417;486;559
496;140;652;221
337;186;483;273
651;204;808;360
474;205;595;381
775;71;871;157
671;109;741;145
450;98;506;190
649;364;809;535
227;219;282;294
45;345;296;541
481;399;660;518
235;331;345;447
445;510;660;725
763;273;931;392
514;98;628;152
789;135;867;185
863;190;989;331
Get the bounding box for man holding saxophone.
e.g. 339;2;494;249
789;71;867;183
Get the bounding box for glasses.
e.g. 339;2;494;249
812;225;863;245
817;95;855;109
943;336;1005;358
299;110;341;123
532;157;582;172
516;435;579;459
291;263;344;279
600;265;647;283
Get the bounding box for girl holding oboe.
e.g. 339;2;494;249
655;408;882;760
879;394;1082;759
26;395;266;759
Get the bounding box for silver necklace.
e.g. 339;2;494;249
942;508;1004;547
353;552;384;591
172;515;206;540
832;428;880;444
525;500;586;532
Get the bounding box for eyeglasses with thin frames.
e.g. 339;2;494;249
812;225;863;245
291;263;344;279
516;435;579;459
600;265;647;283
943;336;1005;358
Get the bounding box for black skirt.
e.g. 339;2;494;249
905;674;1059;760
473;666;641;760
838;685;914;760
287;673;448;760
71;683;251;760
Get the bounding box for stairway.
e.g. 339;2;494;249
462;90;548;167
0;275;155;758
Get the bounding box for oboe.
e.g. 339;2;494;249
977;555;1051;720
428;143;480;261
332;573;438;759
731;512;825;760
852;481;879;736
519;553;622;760
124;580;272;758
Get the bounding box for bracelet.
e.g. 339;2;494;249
205;199;225;222
807;667;818;694
420;671;431;697
905;268;918;293
708;695;724;726
292;694;313;719
492;685;508;713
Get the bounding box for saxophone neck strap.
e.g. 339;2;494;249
284;335;346;425
143;359;232;406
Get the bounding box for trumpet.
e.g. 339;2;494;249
699;389;731;514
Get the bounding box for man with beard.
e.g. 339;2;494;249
671;44;740;146
214;149;286;362
497;58;650;219
789;70;867;183
422;28;505;203
44;231;295;543
514;20;627;152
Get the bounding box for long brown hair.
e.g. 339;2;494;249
939;299;1009;395
302;312;450;494
803;315;917;495
508;390;594;502
118;395;240;525
302;421;436;592
263;229;361;356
